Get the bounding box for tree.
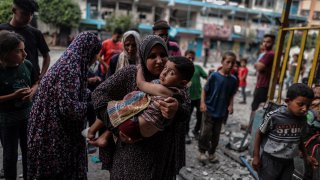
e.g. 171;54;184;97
38;0;81;46
0;0;12;24
105;15;133;33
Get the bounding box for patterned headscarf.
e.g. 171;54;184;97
116;30;141;72
51;31;101;100
139;35;168;80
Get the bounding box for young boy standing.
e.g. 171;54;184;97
252;83;318;179
185;50;208;142
198;51;238;163
239;58;248;104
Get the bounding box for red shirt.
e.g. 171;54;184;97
256;50;274;88
238;67;248;87
99;39;122;73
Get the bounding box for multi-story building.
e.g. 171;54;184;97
299;0;320;26
79;0;307;58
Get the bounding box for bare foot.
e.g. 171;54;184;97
88;135;108;147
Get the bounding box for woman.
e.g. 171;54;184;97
92;35;189;179
27;32;101;179
107;30;141;77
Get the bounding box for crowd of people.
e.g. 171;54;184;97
0;0;320;180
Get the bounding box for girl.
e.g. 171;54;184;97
0;30;38;179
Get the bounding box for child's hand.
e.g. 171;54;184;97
252;156;261;172
14;87;31;99
87;127;96;140
200;102;206;112
228;105;233;114
21;86;38;101
307;156;319;169
155;97;178;119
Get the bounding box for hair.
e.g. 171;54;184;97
263;34;276;42
286;83;314;100
0;30;24;68
129;27;140;34
240;58;247;64
152;20;170;31
113;27;123;35
168;56;194;82
13;0;39;13
221;51;237;62
185;49;195;56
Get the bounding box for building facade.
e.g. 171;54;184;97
79;0;307;59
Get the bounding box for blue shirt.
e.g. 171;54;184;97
204;72;237;118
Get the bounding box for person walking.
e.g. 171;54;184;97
91;35;189;179
27;32;101;179
185;49;207;142
198;51;238;163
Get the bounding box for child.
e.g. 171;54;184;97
0;31;38;179
238;58;248;104
88;56;194;144
303;87;320;179
252;83;318;180
185;50;207;142
198;51;238;163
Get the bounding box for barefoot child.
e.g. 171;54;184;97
252;83;318;179
88;56;194;145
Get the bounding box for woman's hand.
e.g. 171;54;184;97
155;97;178;119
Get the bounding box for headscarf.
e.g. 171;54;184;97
51;31;101;100
115;30;141;72
139;35;168;81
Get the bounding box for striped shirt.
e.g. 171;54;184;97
260;106;306;159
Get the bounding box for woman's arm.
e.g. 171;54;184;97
136;66;173;97
0;88;31;102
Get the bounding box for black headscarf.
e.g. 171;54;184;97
139;35;168;81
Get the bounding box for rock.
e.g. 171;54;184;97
186;167;192;173
202;171;208;176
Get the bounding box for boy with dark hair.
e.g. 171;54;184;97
98;27;123;75
185;49;207;142
0;0;50;80
198;51;238;163
252;83;318;180
152;20;181;57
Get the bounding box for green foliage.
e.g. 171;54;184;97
38;0;81;28
284;31;318;50
0;0;12;24
105;15;133;32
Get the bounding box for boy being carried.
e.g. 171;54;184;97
252;83;318;180
88;56;194;145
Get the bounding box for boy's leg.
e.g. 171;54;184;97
259;152;285;180
241;86;246;103
186;100;196;136
279;159;294;180
208;117;224;155
0;125;19;180
198;113;214;153
193;99;202;134
19;120;28;179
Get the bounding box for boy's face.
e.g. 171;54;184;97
221;55;235;74
160;61;186;88
286;96;312;117
153;29;169;43
13;6;33;25
185;53;195;62
240;60;246;67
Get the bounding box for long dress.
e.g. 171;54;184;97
27;32;101;179
92;65;190;179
